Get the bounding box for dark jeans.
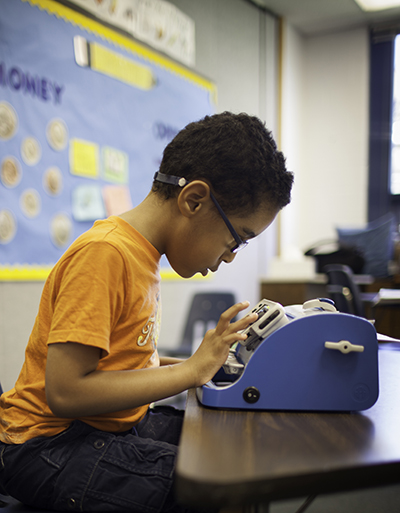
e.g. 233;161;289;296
0;406;203;513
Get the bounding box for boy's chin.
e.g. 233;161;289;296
173;268;209;279
166;259;210;279
167;264;195;280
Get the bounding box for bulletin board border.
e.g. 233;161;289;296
0;265;210;281
0;266;54;281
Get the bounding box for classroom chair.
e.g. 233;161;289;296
323;264;377;318
159;291;237;358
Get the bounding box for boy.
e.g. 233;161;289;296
0;112;293;512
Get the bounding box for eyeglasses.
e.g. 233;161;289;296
153;171;248;254
209;191;248;253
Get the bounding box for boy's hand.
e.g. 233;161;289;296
186;301;258;387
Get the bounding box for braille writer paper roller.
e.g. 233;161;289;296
197;298;379;412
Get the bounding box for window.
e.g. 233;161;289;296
390;34;400;195
368;28;400;224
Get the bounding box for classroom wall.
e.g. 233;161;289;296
0;282;44;392
279;23;369;265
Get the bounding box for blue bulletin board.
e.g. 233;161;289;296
0;0;216;280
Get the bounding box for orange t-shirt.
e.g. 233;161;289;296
0;216;161;444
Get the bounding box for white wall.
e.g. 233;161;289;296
279;24;370;266
0;282;44;392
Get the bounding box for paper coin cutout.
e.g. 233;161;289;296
50;213;72;248
43;166;63;196
0;209;17;244
1;156;21;188
20;189;41;218
21;137;41;166
47;118;68;151
0;102;18;140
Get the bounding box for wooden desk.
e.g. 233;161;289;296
175;347;400;511
259;275;374;308
260;276;400;338
259;276;328;306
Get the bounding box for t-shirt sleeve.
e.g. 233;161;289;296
47;241;127;355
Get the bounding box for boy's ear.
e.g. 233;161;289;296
177;181;211;217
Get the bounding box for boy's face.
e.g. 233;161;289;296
166;203;277;279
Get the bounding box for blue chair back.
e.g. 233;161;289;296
166;292;236;358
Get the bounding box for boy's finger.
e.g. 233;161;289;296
231;311;258;332
215;301;251;332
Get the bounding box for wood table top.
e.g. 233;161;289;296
175;347;400;509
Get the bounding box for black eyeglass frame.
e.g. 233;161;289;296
153;172;248;253
208;191;248;253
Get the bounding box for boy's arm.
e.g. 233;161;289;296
45;342;191;418
159;356;185;365
45;301;257;419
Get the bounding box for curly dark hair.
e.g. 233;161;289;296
152;112;293;215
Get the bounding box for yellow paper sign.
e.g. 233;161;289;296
74;36;156;91
91;42;155;90
69;138;99;179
